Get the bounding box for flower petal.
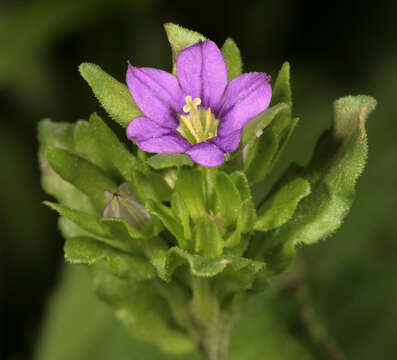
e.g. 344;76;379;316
126;64;184;128
126;117;172;142
186;142;225;167
177;40;228;110
212;129;242;153
136;135;190;154
217;73;272;136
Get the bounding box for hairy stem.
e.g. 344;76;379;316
191;277;238;360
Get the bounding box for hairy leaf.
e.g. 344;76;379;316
38;119;95;213
89;113;136;181
146;199;186;247
46;147;117;209
215;171;241;227
79;63;141;127
255;178;311;232
92;267;196;354
260;95;376;248
171;192;192;246
64;237;155;281
175;168;206;222
132;169;172;203
195;216;224;258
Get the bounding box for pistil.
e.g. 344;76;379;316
177;96;219;144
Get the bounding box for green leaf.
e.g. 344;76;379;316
92;267;196;354
261;95;376;246
74;120;110;173
215;171;241;227
147;153;193;169
79;63;141;127
38;119;75;153
225;199;256;248
171;192;192;245
240;199;257;233
164;23;206;74
58;217;91;239
214;256;267;298
46;147;117;210
175;168;206;222
271;117;299;169
151;247;229;282
271;61;292;108
132;169;172;203
269;62;297;166
38;119;95;213
44;202;143;254
89;113;136;181
100;217;144;240
230;171;252;201
45;201;109;238
254;178;311;232
244;128;279;184
146;199;186;247
100;217;168;260
242;103;290;146
195;216;224;258
221;38;243;80
64;237;156;281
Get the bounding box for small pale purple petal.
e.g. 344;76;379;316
212;129;242;153
186;142;225;167
126;117;172;141
177;40;228;109
137;135;190;154
126;64;183;128
218;73;272;136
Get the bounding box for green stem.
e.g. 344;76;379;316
191;277;237;360
200;166;217;211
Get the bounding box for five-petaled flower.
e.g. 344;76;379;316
126;40;272;167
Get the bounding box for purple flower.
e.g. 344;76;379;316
126;40;272;167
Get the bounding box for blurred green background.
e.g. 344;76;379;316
1;0;396;359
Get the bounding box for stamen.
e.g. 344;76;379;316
204;108;212;137
179;115;201;143
178;96;219;144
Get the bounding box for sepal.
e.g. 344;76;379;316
221;38;243;80
147;153;193;169
163;23;205;74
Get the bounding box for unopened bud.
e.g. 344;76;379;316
103;182;151;230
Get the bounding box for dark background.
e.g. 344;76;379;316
1;0;396;359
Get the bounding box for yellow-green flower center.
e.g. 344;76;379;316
177;96;219;144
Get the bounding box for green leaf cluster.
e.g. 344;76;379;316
39;22;376;358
